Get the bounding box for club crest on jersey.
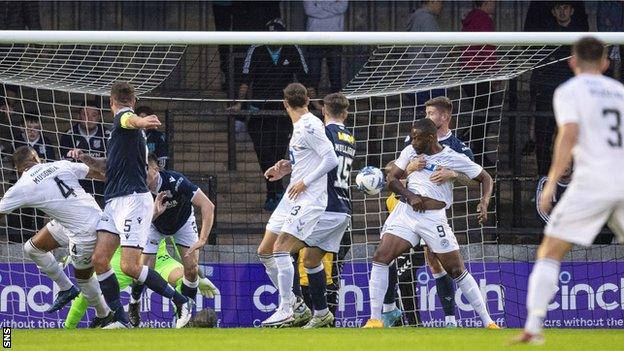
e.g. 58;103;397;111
304;124;315;134
93;139;101;148
283;59;290;65
423;163;438;172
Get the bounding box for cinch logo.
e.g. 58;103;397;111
548;273;624;311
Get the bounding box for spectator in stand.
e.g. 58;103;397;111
13;114;56;161
228;18;313;211
303;0;348;94
136;106;169;169
59;103;109;205
0;86;19;156
597;1;624;81
529;1;586;176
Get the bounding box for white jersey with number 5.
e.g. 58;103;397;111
0;160;101;234
553;74;624;191
288;112;335;204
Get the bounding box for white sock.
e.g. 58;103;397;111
369;262;389;320
76;276;110;318
24;240;73;291
455;270;493;326
273;252;295;311
525;258;560;335
383;303;397;313
183;276;199;288
432;271;447;279
258;254;279;288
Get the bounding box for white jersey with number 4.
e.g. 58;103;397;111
553;74;624;192
288;112;335;205
394;145;483;208
0;160;101;234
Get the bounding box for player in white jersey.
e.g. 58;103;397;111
515;37;624;344
0;146;112;325
363;118;499;329
258;83;339;327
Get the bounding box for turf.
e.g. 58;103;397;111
10;328;624;351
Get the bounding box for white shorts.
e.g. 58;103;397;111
381;202;458;254
47;220;97;270
266;196;325;242
545;185;624;246
305;212;350;253
96;192;154;249
143;215;198;255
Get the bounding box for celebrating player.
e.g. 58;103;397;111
128;153;215;327
363;118;498;329
70;82;192;328
258;83;339;327
64;237;217;329
0;146;111;324
514;37;624;344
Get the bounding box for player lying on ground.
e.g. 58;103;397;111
364;118;498;329
258;83;339;327
128;153;215;327
265;92;355;328
0;146;112;325
513;37;624;344
64;237;217;329
69;82;192;328
383;96;478;328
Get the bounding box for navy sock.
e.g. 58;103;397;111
384;262;398;305
99;274;128;324
143;268;188;305
435;274;456;317
307;270;328;311
292;254;302;298
131;282;145;302
181;282;198;300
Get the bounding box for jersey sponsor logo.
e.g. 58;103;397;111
337;132;355;144
174;178;183;192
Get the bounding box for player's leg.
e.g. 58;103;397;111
128;225;162;326
92;230;126;326
176;244;200;300
382;261;399;321
258;230;280;287
301;246;333;328
425;246;457;327
25;222;79;312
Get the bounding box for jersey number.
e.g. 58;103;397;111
334;155;353;190
603;108;623;148
54;176;76;199
437;225;446;237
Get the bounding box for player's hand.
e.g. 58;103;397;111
137;115;161;130
198;277;218;298
538;181;556;215
275;159;292;172
477;198;490;225
227;102;242;113
406;155;426;174
66;148;84;161
265;166;285;182
185;239;207;257
430;167;458;185
153;191;167;218
406;194;425;213
287;180;307;200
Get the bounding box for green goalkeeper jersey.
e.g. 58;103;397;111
64;239;183;329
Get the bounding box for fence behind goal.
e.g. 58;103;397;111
0;32;623;329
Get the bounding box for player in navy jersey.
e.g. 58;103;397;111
127;153;215;327
136;106;169;169
383;97;477;328
68;82;191;328
536;163;572;225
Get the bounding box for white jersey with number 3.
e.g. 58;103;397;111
0;160;101;234
553;74;624;191
288;112;335;204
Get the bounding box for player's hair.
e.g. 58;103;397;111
147;153;159;166
283;83;309;108
12;145;38;168
573;37;607;64
424;96;453;114
412;117;438;136
135;105;154;116
110;81;136;107
323;92;349;118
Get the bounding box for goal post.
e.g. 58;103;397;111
0;31;623;329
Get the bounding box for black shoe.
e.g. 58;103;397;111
46;286;80;313
128;302;141;327
89;311;115;328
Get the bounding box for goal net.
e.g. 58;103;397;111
0;32;623;329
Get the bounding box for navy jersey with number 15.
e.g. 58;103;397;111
325;123;356;214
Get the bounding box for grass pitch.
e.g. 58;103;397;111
12;328;624;351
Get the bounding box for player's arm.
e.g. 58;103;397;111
430;168;479;187
228;46;255;112
185;189;215;256
264;159;292;181
67;149;106;180
119;111;161;130
473;169;494;225
387;164;426;212
539;123;578;214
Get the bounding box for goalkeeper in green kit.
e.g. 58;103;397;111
64;238;217;329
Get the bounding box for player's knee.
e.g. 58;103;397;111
91;252;109;272
184;264;198;280
372;247;393;265
120;260;141;278
303;254;321;269
446;265;464;279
